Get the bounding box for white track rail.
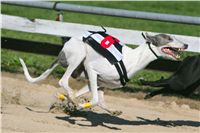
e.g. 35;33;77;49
2;14;200;53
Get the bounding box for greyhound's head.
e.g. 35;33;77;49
142;33;188;60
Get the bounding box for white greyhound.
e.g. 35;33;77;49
19;32;187;115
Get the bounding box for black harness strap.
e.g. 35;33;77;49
119;60;129;82
148;43;159;59
114;63;126;86
114;61;129;86
83;29;129;86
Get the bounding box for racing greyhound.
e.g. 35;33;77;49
19;31;187;115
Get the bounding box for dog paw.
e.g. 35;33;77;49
54;92;79;113
110;110;122;116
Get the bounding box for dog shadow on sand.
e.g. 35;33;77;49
55;110;200;130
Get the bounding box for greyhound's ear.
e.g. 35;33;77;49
141;32;153;41
141;32;146;39
144;33;158;46
145;32;153;40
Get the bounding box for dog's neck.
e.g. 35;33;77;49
126;44;159;77
136;44;158;67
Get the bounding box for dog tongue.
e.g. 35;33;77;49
163;48;171;53
163;48;176;57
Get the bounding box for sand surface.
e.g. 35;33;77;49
1;72;200;133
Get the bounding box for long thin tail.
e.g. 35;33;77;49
19;58;58;83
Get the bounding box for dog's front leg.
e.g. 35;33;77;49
75;85;90;98
74;83;122;116
78;67;99;109
98;90;122;116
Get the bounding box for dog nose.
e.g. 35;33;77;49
184;44;188;49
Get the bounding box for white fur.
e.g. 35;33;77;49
19;58;58;83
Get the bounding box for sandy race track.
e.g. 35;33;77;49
1;72;200;133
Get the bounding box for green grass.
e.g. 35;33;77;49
1;49;65;77
1;2;200;91
65;1;200;17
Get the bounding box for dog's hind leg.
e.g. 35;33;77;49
59;60;84;101
144;87;169;99
140;77;169;87
58;38;87;102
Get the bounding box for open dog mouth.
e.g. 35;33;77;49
161;47;185;59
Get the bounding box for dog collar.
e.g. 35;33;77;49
148;43;163;59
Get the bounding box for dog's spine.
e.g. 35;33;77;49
19;58;58;83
